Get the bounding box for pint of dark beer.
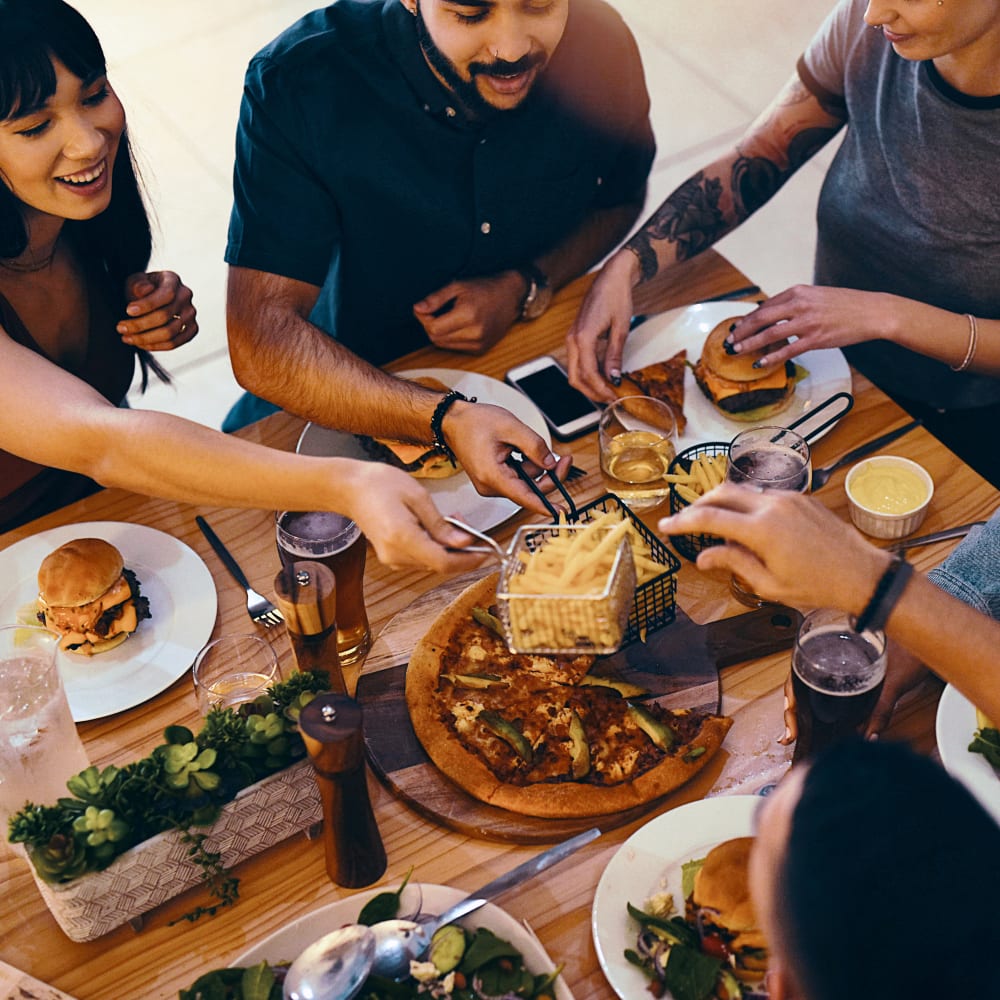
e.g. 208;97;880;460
791;607;886;763
276;511;371;664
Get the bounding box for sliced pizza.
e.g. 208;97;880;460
406;574;732;818
617;349;688;434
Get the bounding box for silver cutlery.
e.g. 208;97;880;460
195;515;284;629
889;521;985;553
811;418;921;490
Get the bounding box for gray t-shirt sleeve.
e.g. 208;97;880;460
927;511;1000;621
800;0;863;97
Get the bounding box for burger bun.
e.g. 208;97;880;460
701;318;789;384
38;538;125;608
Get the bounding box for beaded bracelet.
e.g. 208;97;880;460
950;313;978;373
853;556;914;634
430;389;475;463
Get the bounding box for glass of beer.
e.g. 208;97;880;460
192;634;281;715
599;395;678;512
726;425;811;606
275;510;371;664
0;625;90;826
791;608;887;763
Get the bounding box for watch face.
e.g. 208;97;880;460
522;283;553;320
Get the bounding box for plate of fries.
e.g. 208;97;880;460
663;442;730;561
496;503;680;654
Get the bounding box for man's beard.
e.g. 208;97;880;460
413;2;544;118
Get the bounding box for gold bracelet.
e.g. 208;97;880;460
950;313;978;372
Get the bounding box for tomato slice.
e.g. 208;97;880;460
700;933;731;960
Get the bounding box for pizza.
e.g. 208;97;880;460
616;349;688;434
405;574;732;818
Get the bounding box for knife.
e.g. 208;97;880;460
889;521;985;553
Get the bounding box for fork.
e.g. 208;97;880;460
810;419;921;490
566;464;588;482
195;516;285;629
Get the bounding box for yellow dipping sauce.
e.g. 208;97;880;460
850;462;929;514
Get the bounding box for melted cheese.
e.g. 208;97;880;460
699;364;788;401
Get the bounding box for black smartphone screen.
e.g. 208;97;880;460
513;364;599;426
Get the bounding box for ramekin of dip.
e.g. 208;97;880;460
845;455;934;539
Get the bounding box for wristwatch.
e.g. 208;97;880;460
516;263;552;321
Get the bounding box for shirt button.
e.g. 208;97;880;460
480;137;487;145
423;103;430;112
480;222;492;235
445;106;456;118
596;176;603;186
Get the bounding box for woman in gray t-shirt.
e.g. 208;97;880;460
568;0;1000;484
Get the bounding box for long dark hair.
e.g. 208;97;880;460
0;0;167;388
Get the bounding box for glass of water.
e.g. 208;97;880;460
192;634;281;714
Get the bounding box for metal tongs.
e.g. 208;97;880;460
783;390;855;444
504;452;579;522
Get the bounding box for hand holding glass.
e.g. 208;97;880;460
726;425;811;606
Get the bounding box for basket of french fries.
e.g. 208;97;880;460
664;441;729;561
496;498;680;654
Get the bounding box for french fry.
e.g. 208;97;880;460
673;451;728;504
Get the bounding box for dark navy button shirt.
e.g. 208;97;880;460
226;0;654;366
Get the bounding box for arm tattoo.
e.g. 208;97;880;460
731;125;841;217
625;172;726;282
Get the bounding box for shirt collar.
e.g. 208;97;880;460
382;0;466;123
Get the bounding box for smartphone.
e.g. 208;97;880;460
505;356;602;440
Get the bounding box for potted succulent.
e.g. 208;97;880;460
7;670;329;942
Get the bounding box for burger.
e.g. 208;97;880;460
356;376;463;479
37;538;151;655
693;316;795;421
688;836;769;982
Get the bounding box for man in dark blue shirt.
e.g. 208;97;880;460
224;0;653;510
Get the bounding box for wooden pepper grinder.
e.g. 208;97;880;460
298;693;387;888
274;561;347;695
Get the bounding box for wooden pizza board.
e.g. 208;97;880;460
356;570;800;844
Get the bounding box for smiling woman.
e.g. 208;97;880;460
0;0;501;574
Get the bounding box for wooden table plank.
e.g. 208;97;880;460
1;249;996;999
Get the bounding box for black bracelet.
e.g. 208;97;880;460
430;389;475;462
853;556;915;635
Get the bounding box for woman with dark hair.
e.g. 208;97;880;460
749;740;1000;1000
0;0;483;573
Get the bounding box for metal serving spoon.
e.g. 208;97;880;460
282;924;375;1000
284;827;601;999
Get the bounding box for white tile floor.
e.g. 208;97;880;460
70;0;838;429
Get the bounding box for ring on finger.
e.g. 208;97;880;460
172;313;188;335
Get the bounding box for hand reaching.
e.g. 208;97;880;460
412;272;523;354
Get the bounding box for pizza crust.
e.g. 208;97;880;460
405;573;733;819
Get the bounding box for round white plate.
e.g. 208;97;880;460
297;368;552;534
0;521;217;722
624;302;852;447
936;684;1000;825
592;795;761;999
235;882;574;1000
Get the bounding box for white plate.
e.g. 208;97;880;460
592;795;761;999
0;522;217;722
624;302;852;447
297;368;552;534
235;882;575;999
936;684;1000;825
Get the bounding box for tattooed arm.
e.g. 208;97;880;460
566;74;845;400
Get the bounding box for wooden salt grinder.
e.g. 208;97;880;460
298;693;387;888
273;561;347;695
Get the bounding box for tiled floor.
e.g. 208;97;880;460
72;0;838;429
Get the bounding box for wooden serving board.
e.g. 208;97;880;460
356;571;800;844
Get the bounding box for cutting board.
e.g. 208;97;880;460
356;571;800;843
0;960;78;999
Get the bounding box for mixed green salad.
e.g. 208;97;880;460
181;878;562;1000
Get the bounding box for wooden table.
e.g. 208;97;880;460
2;250;997;1000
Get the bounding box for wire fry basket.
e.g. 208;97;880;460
496;522;636;655
664;442;729;561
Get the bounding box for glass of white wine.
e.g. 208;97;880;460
599;395;679;512
192;634;281;715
